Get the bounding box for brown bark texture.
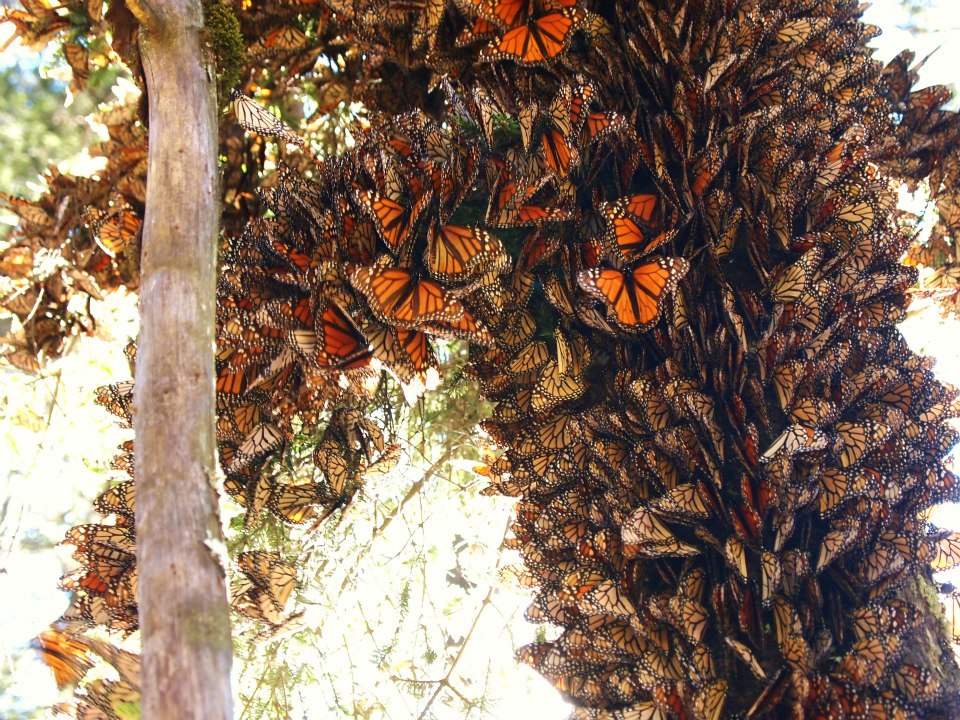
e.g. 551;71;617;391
134;1;232;718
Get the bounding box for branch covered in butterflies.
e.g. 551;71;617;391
21;0;960;718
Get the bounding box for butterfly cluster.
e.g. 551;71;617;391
0;0;351;370
19;0;960;718
232;551;298;625
224;4;960;713
32;623;142;719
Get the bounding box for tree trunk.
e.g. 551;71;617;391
133;1;232;718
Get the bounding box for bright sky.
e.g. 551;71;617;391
863;0;960;103
2;2;960;717
859;0;960;587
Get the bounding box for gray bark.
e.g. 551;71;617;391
133;1;232;717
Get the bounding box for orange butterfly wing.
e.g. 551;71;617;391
32;629;95;689
578;258;689;329
350;266;465;327
317;302;373;370
487;0;527;27
481;9;585;65
540;128;574;176
607;217;673;260
354;188;410;251
96;209;141;257
428;224;507;283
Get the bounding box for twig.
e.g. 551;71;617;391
371;445;454;542
0;370;61;569
412;513;512;719
416;585;494;720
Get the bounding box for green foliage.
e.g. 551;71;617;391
0;65;100;198
203;1;244;101
222;349;552;719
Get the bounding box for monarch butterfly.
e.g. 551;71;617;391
94;481;136;524
835;635;900;686
314;439;353;497
269;237;310;274
352;187;412;253
690;144;722;197
833;420;888;468
508;340;549;376
773;597;812;672
64;544;133;591
63;524;136;557
536;412;580;449
77;678;141;719
0;191;51;228
216;362;249;399
231;90;303;146
315;301;373;370
422;304;495;346
233;552;297;625
238;551;297;609
456;16;499;47
363;442;402;479
230;422;285;471
565;569;637;617
725;535;748;580
497;309;537;348
604;202;674;261
771;249;821;303
760;423;828;461
726;636;767;680
426;223;509;284
858;542;907;588
242;471;275;529
459;0;577;29
267;483;323;525
248;25;308;56
517;98;540;150
349;265;466;328
668;594;709;644
622;506;679;549
851;599;920;640
538;127;577;177
219;404;263;446
789;397;837;425
577;257;689;330
31;628;95;689
95;380;133;423
62;42;89;89
582;111;628;143
628;380;671;431
648;483;710;519
524;592;580;626
691;680;727;720
554;328;587;378
366;324;438;384
479;8;586;65
487;170;570;226
265;295;313;328
772;360;806;411
891;663;940;704
515;642;568;676
815;518;858;570
76;634;141;688
929;531;960;571
532;359;585;410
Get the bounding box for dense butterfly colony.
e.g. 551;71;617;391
7;0;960;718
0;0;364;370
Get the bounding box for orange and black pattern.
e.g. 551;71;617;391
13;0;960;718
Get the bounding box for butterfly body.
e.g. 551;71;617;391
578;257;689;330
